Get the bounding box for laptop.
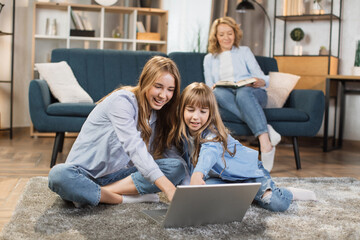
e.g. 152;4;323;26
142;182;261;228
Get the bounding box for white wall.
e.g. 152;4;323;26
1;0;360;141
162;0;211;53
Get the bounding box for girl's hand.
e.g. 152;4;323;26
190;172;205;185
251;78;266;88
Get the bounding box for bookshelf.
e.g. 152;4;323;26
32;2;168;76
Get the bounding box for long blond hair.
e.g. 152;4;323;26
207;16;243;55
176;82;234;168
98;56;181;159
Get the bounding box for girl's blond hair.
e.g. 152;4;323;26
98;56;181;159
207;16;243;55
176;82;235;168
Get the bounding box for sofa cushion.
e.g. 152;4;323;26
254;56;279;75
220;107;309;124
168;52;206;91
35;61;94;103
47;102;96;117
266;72;300;108
51;49;167;102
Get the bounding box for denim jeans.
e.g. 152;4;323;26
204;161;293;212
48;158;185;206
213;87;268;137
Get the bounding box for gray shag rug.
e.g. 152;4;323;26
1;177;360;240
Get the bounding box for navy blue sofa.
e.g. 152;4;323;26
29;49;325;169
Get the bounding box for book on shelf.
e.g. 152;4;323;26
214;78;256;88
136;21;146;33
81;15;93;31
70;10;85;30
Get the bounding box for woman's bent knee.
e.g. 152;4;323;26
48;164;74;192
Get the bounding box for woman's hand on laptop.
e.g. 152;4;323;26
190;172;205;185
154;176;176;201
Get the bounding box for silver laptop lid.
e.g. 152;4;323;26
163;182;261;228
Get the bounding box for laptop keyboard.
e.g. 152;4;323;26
152;212;166;222
142;209;168;224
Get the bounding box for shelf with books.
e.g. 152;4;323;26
32;2;168;75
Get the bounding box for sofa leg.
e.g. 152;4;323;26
50;132;65;168
292;136;301;170
59;133;64;153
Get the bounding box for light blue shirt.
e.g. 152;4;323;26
182;129;264;181
203;46;269;88
65;90;169;183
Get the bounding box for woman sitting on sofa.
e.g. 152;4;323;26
203;16;280;172
48;56;185;207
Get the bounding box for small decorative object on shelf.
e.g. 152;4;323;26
352;40;360;76
311;0;324;15
112;26;122;38
70;29;95;37
94;0;118;6
136;32;160;41
319;46;328;55
290;28;304;56
46;18;57;36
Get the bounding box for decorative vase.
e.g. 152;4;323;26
352;67;360;76
311;1;324;14
112;26;123;38
293;43;303;56
319;47;328;55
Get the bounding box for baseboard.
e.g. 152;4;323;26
29;125;78;138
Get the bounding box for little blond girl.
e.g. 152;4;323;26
176;82;316;212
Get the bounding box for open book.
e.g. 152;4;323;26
215;78;256;88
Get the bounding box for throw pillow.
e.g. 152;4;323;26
266;72;300;108
35;61;93;103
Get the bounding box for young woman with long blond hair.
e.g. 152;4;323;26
48;56;185;207
176;82;316;212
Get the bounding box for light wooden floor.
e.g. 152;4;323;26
0;127;359;232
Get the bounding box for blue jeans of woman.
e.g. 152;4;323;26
204;161;293;212
48;158;185;206
213;87;268;137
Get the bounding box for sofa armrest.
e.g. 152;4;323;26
285;89;325;135
28;79;53;130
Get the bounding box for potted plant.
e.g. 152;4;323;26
352;40;360;76
290;28;304;55
319;46;328;55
